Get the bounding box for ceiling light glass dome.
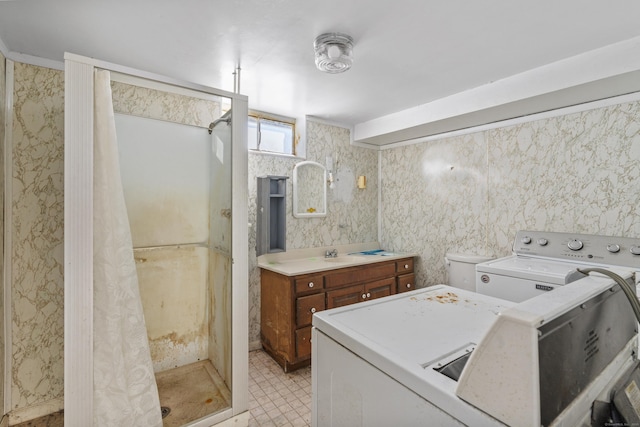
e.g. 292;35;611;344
314;33;354;73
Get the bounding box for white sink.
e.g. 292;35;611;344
324;256;366;263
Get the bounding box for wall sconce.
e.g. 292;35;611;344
357;175;366;189
326;155;336;189
327;172;336;189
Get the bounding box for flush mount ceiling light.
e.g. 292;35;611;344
314;32;354;73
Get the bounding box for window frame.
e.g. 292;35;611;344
248;110;297;156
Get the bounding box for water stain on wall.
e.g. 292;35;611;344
136;246;209;371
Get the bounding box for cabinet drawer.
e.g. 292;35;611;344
296;326;312;359
325;262;395;289
326;284;363;309
296;293;325;327
396;258;414;273
397;273;415;293
295;274;324;294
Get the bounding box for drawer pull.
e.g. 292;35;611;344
362;293;367;299
367;292;371;298
406;283;412;288
310;307;316;313
308;282;314;288
404;264;409;269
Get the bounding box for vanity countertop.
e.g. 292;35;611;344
257;242;417;276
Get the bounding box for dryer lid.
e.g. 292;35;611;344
476;256;587;284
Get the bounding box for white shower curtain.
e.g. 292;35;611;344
93;69;163;426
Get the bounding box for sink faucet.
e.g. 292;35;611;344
325;249;338;258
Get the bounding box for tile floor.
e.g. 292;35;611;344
8;350;309;427
248;350;312;427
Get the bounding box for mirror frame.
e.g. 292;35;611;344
292;160;327;218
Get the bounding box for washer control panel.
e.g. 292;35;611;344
512;230;640;268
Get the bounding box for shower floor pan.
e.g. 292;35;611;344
156;359;231;426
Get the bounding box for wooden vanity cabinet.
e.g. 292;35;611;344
260;257;414;372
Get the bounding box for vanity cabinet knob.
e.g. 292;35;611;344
310;307;316;314
308;282;314;288
404;264;409;269
362;293;367;299
406;283;412;288
366;292;371;298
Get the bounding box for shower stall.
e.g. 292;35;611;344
64;54;248;426
115;110;234;424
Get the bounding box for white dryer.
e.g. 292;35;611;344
476;230;640;302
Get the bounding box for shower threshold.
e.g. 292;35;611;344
156;359;231;426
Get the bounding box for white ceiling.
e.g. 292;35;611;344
2;0;640;144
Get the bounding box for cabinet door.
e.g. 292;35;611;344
296;293;325;327
364;277;396;301
326;284;363;309
397;273;415;293
296;326;312;359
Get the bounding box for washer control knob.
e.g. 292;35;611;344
630;245;640;256
567;239;583;251
521;236;532;244
607;244;621;253
537;238;548;246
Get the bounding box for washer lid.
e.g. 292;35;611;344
476;256;587;284
313;286;514;378
312;286;515;425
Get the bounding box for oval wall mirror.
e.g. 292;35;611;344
292;161;327;218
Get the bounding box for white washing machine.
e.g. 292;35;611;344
476;230;640;302
312;277;639;426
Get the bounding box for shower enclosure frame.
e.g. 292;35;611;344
63;53;249;426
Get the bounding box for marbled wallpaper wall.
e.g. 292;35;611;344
248;120;378;347
111;81;221;127
380;101;640;289
10;62;65;410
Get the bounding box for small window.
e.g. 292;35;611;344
248;112;295;155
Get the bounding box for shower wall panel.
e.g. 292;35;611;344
209;127;232;254
0;50;6;413
208;126;232;385
208;250;232;385
115;113;214;371
115;113;211;247
136;246;208;372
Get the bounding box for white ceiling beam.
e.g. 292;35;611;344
353;35;640;146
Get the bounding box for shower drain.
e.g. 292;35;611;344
161;406;171;419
